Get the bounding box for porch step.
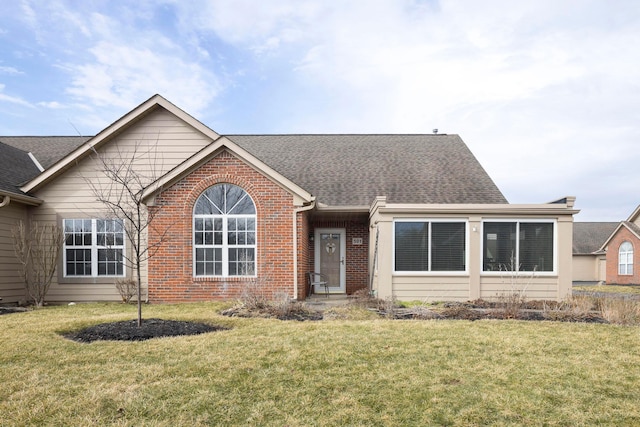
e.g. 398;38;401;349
304;295;352;310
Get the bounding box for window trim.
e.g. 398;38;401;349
392;219;469;276
481;219;557;276
62;218;126;278
192;184;258;278
618;241;633;276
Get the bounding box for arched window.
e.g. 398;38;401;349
619;241;633;275
193;184;256;277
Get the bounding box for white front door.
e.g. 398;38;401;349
314;228;346;293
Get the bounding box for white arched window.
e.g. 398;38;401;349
619;241;633;275
193;184;256;277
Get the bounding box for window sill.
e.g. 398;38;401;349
193;276;257;282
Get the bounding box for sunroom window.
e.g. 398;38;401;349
394;221;466;272
483;221;554;272
63;219;125;277
193;184;256;277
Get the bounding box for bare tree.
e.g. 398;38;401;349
12;220;63;307
86;140;169;326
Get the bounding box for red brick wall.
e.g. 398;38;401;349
147;150;300;302
606;227;640;285
296;210;311;300
309;219;369;295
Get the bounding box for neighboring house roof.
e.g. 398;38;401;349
15;95;507;207
228;134;507;206
0;136;89;170
573;222;619;254
0;141;41;196
597;221;640;253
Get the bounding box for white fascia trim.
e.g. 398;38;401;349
28;152;44;172
21;94;220;193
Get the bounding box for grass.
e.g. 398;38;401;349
2;303;640;426
573;284;640;295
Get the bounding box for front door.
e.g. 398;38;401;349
314;228;346;293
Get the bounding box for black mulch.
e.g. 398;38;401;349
64;318;229;343
0;307;28;316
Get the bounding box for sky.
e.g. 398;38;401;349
1;0;639;221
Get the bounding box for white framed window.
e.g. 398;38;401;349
482;220;555;273
193;184;257;277
619;241;633;275
393;220;467;273
63;219;125;277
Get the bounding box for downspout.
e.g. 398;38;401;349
292;199;316;300
0;195;10;208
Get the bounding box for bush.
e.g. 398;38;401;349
115;279;137;303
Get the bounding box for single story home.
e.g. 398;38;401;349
0;95;578;304
572;206;640;285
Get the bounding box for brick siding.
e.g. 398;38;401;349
605;226;640;285
148;150;301;302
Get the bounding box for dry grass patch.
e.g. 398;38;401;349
574;284;640;295
2;303;640;426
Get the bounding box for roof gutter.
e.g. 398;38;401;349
0;191;42;207
292;198;316;299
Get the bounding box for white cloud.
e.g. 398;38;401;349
37;101;65;109
0;84;33;107
66;41;220;115
0;66;22;75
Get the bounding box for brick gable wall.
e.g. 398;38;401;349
147;150;300;302
605;226;640;285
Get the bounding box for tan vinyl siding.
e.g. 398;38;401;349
573;255;599;282
29;108;212;302
392;276;469;301
479;276;560;300
0;203;28;304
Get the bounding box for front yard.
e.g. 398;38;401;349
1;302;639;426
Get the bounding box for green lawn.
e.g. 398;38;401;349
1;302;640;426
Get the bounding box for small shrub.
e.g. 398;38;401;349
115;279;137;303
600;297;640;325
240;279;269;310
349;288;380;308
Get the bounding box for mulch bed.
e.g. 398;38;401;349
64;318;229;343
0;307;28;316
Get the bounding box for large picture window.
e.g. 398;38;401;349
619;241;633;275
193;184;256;277
483;221;554;272
394;221;466;272
63;219;125;277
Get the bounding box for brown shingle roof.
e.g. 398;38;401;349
1;133;508;207
573;222;619;254
0;142;41;195
0;136;89;170
228;134;507;206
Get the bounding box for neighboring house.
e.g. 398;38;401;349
0;95;578;304
597;206;640;285
572;222;618;283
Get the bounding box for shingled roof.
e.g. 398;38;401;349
2;133;507;207
573;222;619;254
0;142;41;196
0;136;89;170
228;134;507;206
